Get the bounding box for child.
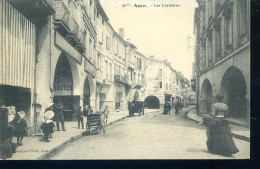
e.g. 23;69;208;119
103;106;109;125
13;111;27;146
40;103;55;142
77;106;84;129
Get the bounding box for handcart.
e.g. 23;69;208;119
86;113;105;134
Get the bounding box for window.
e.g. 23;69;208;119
214;18;221;60
159;81;162;89
225;18;232;51
97;12;99;19
202;43;206;66
106;61;108;80
90;0;92;6
110;63;112;81
207;30;213;65
106;36;111;50
238;0;248;39
89;39;92;61
102;18;104;25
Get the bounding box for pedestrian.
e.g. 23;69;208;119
53;98;66;131
0;102;19;159
89;106;94;115
40;103;55;142
77;106;84;129
175;101;180;115
83;105;89;116
167;102;172;115
206;94;239;156
163;103;168;115
13;111;27;146
127;101;132;117
103;106;109;124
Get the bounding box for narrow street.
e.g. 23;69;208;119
50;109;250;159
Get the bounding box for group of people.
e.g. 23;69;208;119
127;100;144;117
163;101;183;115
0;101;28;159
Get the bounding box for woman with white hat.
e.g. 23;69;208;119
13;111;27;146
40;103;55;142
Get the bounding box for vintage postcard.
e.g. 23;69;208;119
0;0;250;160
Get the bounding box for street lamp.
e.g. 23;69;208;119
32;103;42;135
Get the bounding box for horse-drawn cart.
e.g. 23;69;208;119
86;113;105;134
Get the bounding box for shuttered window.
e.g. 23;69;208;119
0;0;36;88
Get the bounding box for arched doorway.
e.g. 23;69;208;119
83;77;90;108
53;54;73;121
201;79;213;114
221;67;247;120
144;96;160;109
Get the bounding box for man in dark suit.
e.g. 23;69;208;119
53;98;66;131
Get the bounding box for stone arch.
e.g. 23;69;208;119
200;78;213;114
220;66;247;120
144;95;160;109
83;74;95;108
52;53;81;96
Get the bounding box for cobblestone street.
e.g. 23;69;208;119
51;109;250;159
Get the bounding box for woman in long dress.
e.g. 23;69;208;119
206;94;239;156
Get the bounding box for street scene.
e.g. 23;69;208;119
0;0;250;160
51;109;249;160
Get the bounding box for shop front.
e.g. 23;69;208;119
0;0;37;135
115;84;124;110
53;54;74;121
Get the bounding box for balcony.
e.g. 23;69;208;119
134;80;145;89
67;17;80;45
6;0;54;25
52;0;70;34
114;75;128;85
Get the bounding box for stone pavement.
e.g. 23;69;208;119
9;110;129;160
181;105;250;142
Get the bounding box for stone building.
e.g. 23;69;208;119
0;0;99;135
125;42;146;103
144;56;179;109
194;0;250;127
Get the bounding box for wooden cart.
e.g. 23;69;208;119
86;113;105;134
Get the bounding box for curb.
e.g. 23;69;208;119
37;115;128;160
184;114;250;142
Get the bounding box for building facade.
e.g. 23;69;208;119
144;56;182;109
194;0;250;127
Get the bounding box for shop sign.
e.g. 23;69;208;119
53;84;72;95
55;32;82;64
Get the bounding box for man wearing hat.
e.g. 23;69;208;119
53;99;66;131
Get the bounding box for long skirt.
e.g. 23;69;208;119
163;109;168;115
207;120;239;156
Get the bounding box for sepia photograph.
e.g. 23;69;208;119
0;0;250;160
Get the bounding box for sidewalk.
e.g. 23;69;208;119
9;110;129;160
182;105;250;142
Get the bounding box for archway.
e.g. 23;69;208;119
144;96;160;109
53;54;73;121
201;78;213;114
83;77;90;108
220;67;247;120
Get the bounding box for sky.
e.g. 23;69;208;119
100;0;198;79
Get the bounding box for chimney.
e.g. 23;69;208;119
119;28;124;38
